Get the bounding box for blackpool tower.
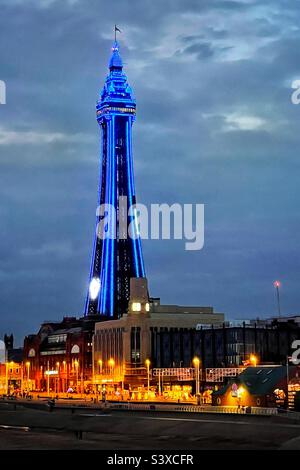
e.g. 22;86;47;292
85;39;146;319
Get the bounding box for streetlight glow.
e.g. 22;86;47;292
108;358;115;368
145;359;151;393
192;357;201;398
250;354;257;367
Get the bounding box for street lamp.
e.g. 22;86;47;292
56;362;60;394
26;361;30;390
192;357;200;398
98;359;103;375
145;359;151;393
273;280;281;317
250;354;257;367
108;358;115;386
108;358;115;374
62;361;66;394
74;360;79;392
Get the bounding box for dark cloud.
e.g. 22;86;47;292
0;0;300;344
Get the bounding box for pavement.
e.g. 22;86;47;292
0;401;299;450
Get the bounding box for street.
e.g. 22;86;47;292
0;401;299;450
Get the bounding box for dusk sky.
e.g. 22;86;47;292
0;0;300;345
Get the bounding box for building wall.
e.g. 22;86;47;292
23;317;95;391
152;323;300;368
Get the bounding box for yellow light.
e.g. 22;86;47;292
56;362;60;367
193;357;200;367
145;302;150;312
238;386;245;396
108;358;115;368
98;359;103;365
145;359;150;367
26;362;30;367
132;302;141;312
74;360;79;367
250;354;257;366
63;361;66;365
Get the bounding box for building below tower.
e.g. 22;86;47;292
92;278;225;388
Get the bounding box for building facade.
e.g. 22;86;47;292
23;317;96;392
212;365;300;409
152;318;300;369
92;278;225;388
0;335;23;394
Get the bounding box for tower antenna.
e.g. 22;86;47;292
114;24;122;42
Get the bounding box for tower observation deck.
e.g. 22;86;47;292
85;40;146;319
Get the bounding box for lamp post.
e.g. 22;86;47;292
193;357;200;398
145;359;151;393
56;362;60;394
108;358;115;383
250;354;257;367
26;361;30;391
62;361;66;393
47;360;50;395
5;362;9;395
273;280;281;317
74;360;79;393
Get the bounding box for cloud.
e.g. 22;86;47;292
0;127;92;145
222;113;268;131
20;241;74;258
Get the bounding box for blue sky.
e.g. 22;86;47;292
0;0;300;344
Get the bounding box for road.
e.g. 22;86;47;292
0;402;299;450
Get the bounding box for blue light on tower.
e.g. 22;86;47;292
85;40;146;319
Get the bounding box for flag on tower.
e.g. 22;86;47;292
114;25;122;41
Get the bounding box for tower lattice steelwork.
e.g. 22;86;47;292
85;40;146;319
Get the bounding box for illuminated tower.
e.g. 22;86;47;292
85;40;146;319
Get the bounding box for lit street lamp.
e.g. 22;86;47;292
145;359;151;393
26;361;30;390
74;360;79;392
108;358;115;384
193;357;201;399
56;362;60;394
62;361;66;393
273;280;282;317
250;354;257;367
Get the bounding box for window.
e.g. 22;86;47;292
131;327;141;363
132;302;141;312
71;344;80;354
28;348;36;357
48;334;67;344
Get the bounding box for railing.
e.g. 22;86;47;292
107;401;278;415
152;368;199;381
205;368;245;382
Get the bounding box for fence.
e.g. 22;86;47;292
107;401;278;415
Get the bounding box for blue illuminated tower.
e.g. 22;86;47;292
85;40;146;319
